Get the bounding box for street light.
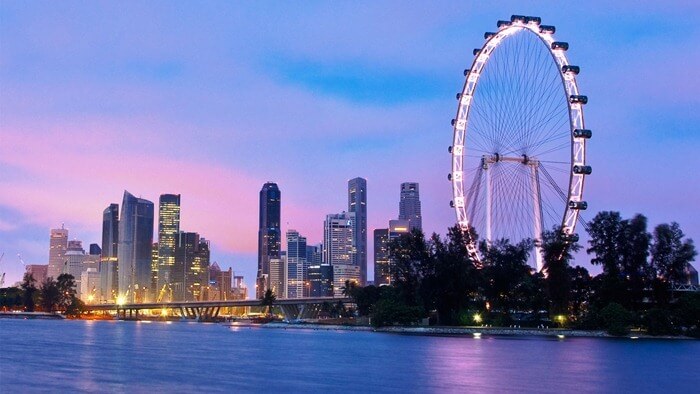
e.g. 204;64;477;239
473;313;482;325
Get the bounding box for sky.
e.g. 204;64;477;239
1;1;699;289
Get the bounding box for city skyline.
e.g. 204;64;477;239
1;2;699;289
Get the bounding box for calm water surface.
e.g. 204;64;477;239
1;319;698;393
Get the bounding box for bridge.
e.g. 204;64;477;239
84;297;352;322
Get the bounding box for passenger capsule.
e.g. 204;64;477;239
562;65;580;75
569;201;588;210
448;146;453;153
551;41;569;51
563;233;580;243
448;173;452;181
463;68;471;76
570;95;588;104
451;119;456;126
539;25;556;34
497;20;512;29
573;129;592;139
484;32;496;40
573;165;592;175
450;200;455;208
473;48;481;56
526;16;542;25
456;93;462;100
510;15;527;23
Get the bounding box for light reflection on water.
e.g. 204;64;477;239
1;319;697;393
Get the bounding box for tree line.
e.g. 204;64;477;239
0;273;83;316
346;211;699;336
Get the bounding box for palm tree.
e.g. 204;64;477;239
261;289;276;316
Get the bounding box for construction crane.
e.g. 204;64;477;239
0;252;5;287
156;284;168;303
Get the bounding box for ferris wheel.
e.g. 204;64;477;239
449;15;591;271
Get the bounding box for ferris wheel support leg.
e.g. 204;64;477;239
486;164;492;244
531;164;544;272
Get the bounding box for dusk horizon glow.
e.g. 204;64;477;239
1;1;699;289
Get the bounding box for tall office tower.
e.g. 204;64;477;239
100;203;119;301
25;265;48;285
305;244;322;296
151;242;159;301
157;194;180;298
257;182;281;298
348;177;367;286
324;212;359;296
308;264;333;297
373;229;390;286
63;240;87;294
399;182;422;232
174;232;210;301
48;226;69;280
269;256;287;299
117;191;154;303
286;230;307;299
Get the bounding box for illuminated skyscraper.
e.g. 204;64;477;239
399;182;422;232
373;229;390;285
324;212;359;296
286;229;307;299
117;191;154;303
257;182;281;298
174;232;210;301
269;256;287;299
348;177;367;285
47;226;68;280
157;194;180;299
100;203;119;301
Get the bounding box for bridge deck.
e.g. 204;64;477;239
86;297;351;311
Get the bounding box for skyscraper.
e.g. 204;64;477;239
399;182;422;232
373;229;390;286
257;182;281;298
286;229;307;299
324;212;359;296
157;194;180;298
174;232;210;301
269;256;287;299
48;226;68;280
117;191;154;303
348;177;367;285
100;203;119;301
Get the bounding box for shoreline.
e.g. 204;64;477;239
248;322;695;340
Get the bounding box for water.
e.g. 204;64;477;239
1;319;698;393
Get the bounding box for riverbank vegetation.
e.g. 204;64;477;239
0;273;83;317
346;211;699;337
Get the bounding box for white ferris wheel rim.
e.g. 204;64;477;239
450;17;588;265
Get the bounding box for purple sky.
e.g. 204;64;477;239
1;1;699;288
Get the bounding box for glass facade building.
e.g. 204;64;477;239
257;182;281;298
399;182;422;232
286;230;307;299
348;177;367;286
157;194;181;300
100;203;119;301
117;191;154;303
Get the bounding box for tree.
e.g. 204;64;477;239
587;211;627;306
430;226;481;325
40;277;61;312
480;238;533;318
260;289;276;316
56;273;78;311
619;215;653;310
651;222;697;285
539;227;581;316
389;228;432;309
568;266;592;319
20;273;38;312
